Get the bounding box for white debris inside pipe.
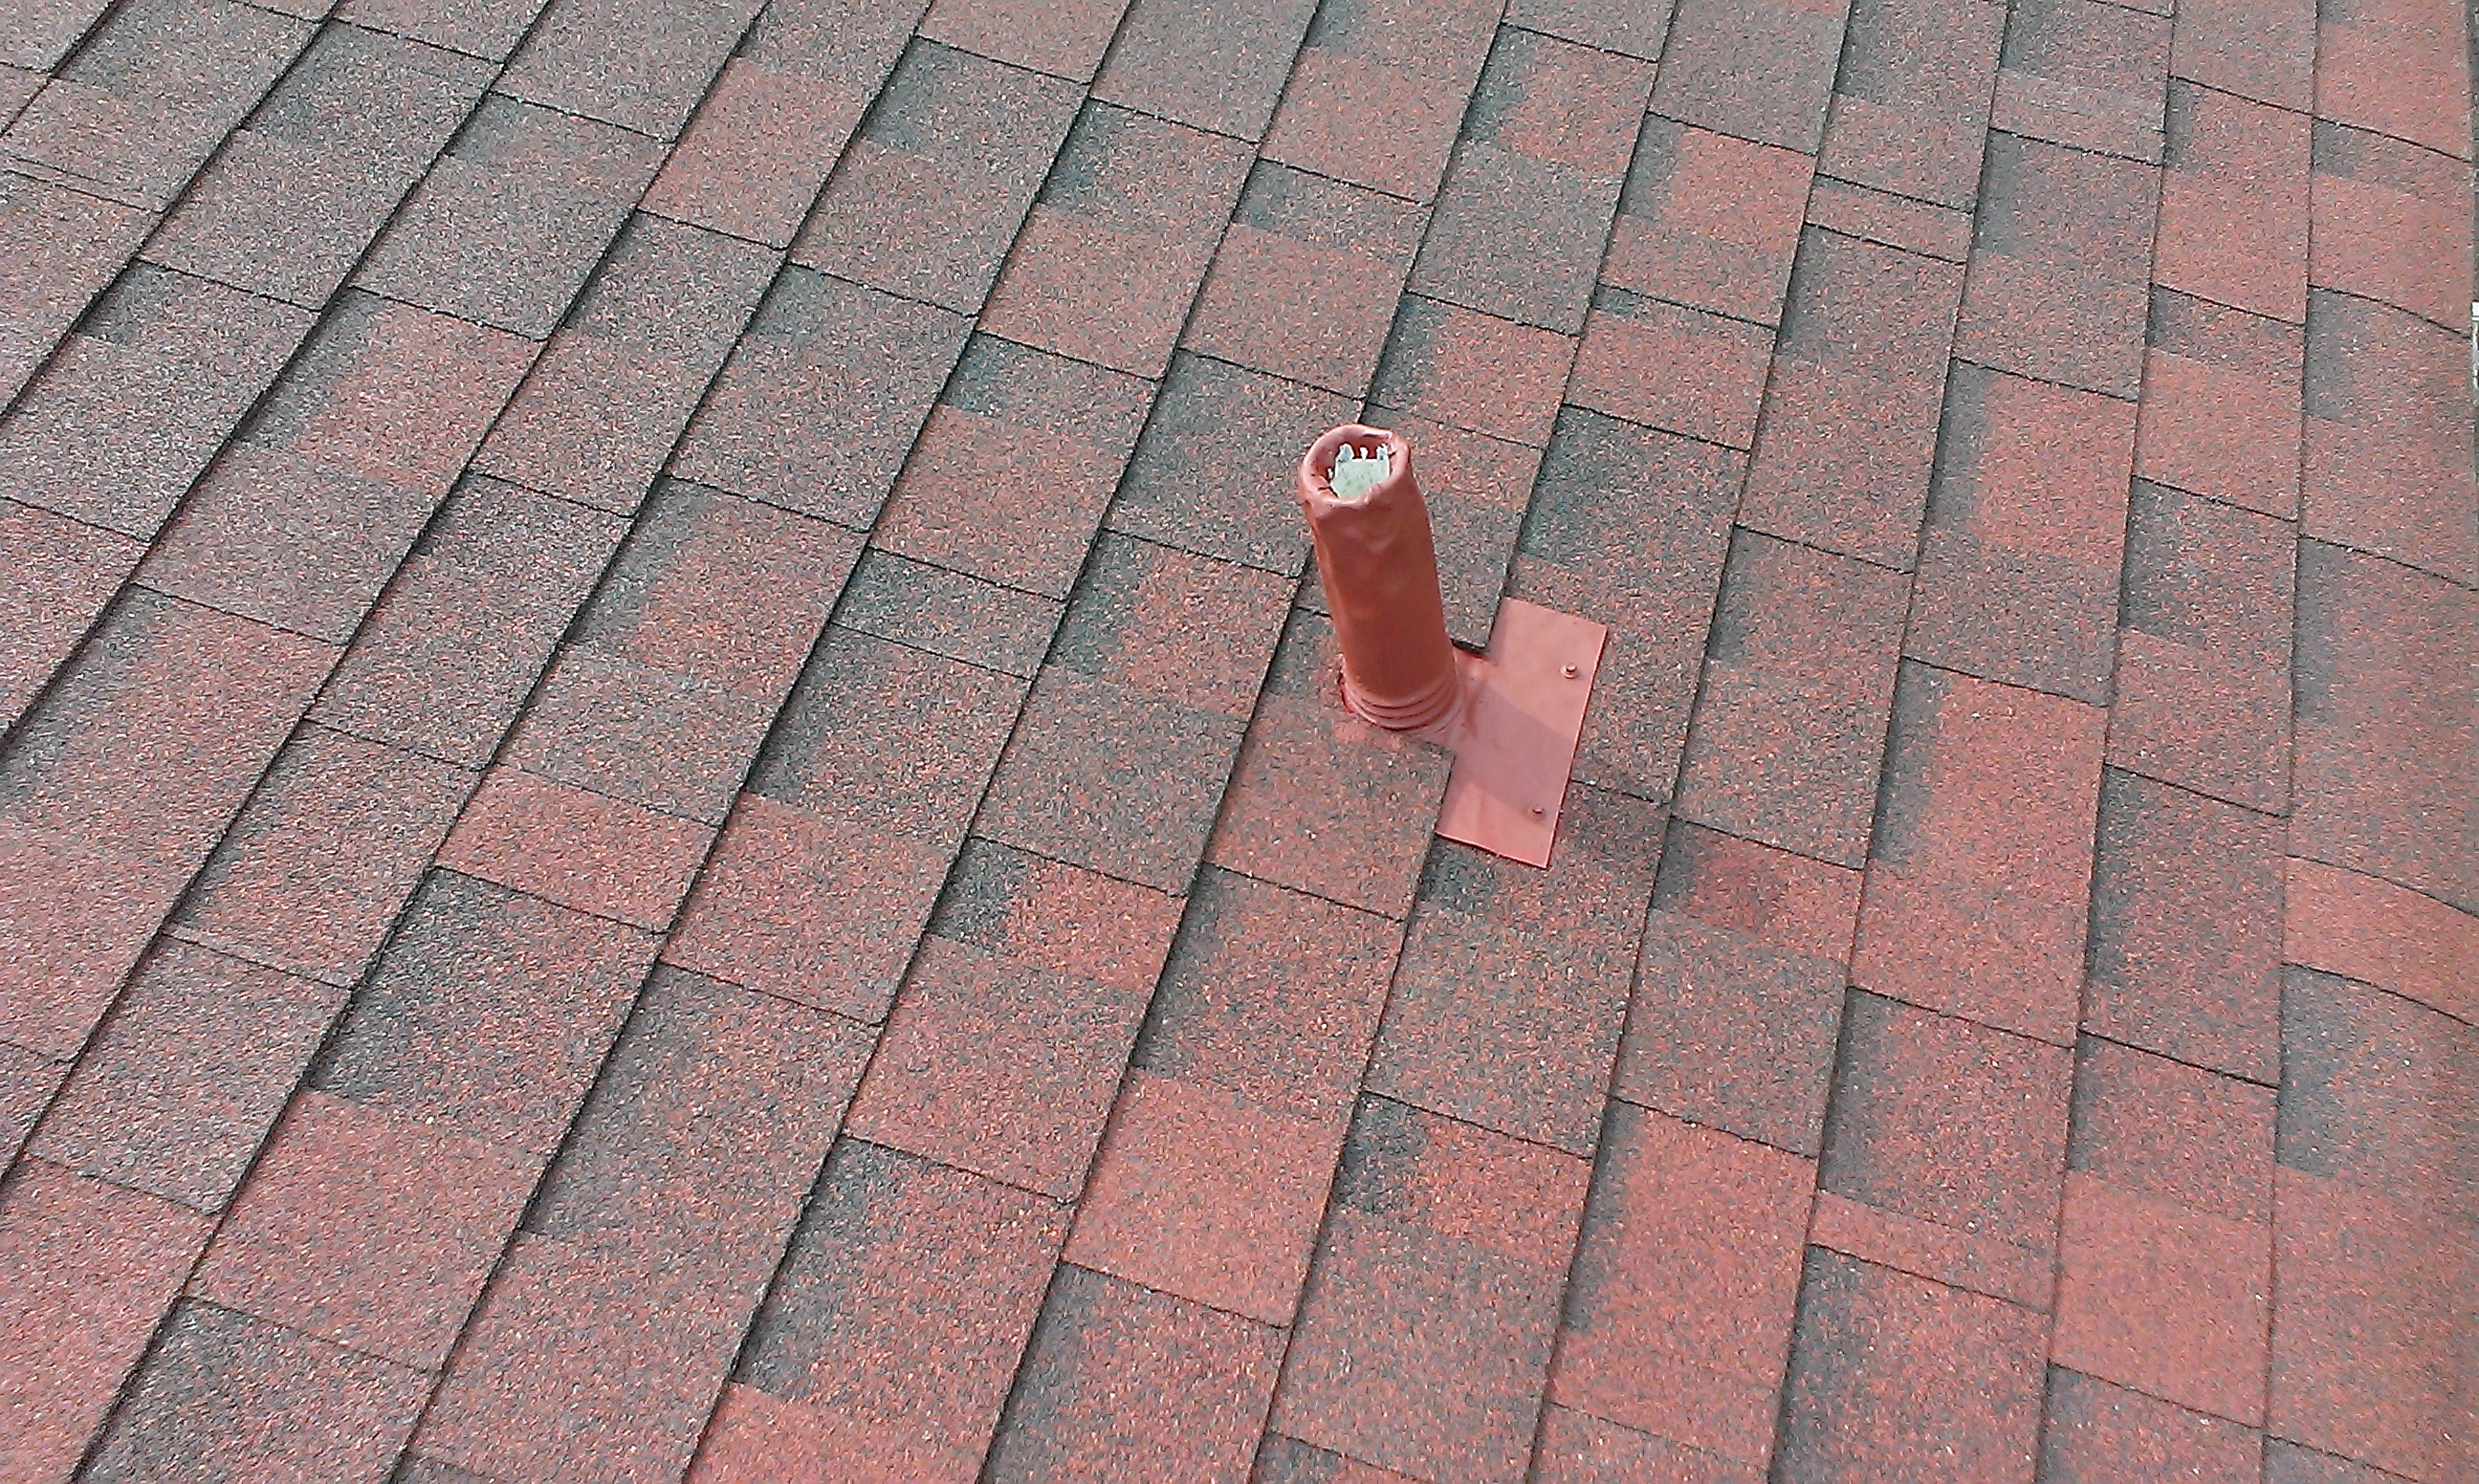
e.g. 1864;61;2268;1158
1329;444;1391;501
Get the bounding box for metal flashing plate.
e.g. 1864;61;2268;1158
1434;597;1607;868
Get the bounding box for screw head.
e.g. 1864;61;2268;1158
1529;804;1546;816
1561;664;1578;678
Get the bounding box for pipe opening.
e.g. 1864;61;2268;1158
1327;442;1392;501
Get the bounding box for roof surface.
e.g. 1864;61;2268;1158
1;0;2474;1478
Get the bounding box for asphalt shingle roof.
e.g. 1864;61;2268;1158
1;0;2473;1478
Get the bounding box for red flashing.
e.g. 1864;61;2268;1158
1436;600;1606;868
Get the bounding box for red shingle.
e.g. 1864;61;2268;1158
849;934;1154;1198
670;627;1020;1014
1367;785;1660;1152
1907;365;2136;704
1549;1108;1814;1468
2278;969;2474;1223
1816;993;2073;1298
2085;771;2285;1080
2302;292;2477;588
984;1266;1284;1484
1261;0;1501;201
917;0;1131;79
4;0;310;211
419;975;873;1479
441;766;715;929
1654;0;1851;153
2110;484;2295;812
174;725;473;984
927;836;1187;998
1569;289;1773;449
664;797;948;1020
2310;121;2472;331
1186;164;1427;399
1853;665;2105;1044
0;1161;214;1483
10;6;2467;1472
413;1232;752;1481
1092;0;1321;139
139;294;535;640
983;666;1251;895
1409;30;1654;334
0;173;153;404
2284;857;2479;1026
2040;1370;2265;1483
1066;1070;1348;1323
2134;290;2303;520
674;271;972;528
1273;1100;1591;1482
0;499;143;730
2156;81;2310;323
1534;1406;1768;1483
2072;1037;2276;1227
522;969;871;1262
641;0;917;245
791;43;1085;313
503;486;863;822
1673;531;1910;869
0;1043;67;1171
1206;618;1455;919
0;591;333;1057
2314;0;2470;161
194;1090;538;1367
1738;230;1966;568
141;26;490;309
1802;179;1973;262
1069;868;1396;1321
0;266;313;537
2052;1172;2271;1422
2292;543;2478;913
2269;1168;2475;1481
337;0;540;57
1507;411;1740;802
1505;0;1674;56
1605;120;1813;325
701;1141;1066;1483
981;104;1254;378
312;475;626;766
354;96;663;337
1773;1253;2049;1481
2;0;112;69
1820;0;2007;207
497;0;762;141
1369;296;1577;449
875;338;1154;600
311;870;656;1153
1615;824;1859;1155
31;941;340;1211
2170;0;2312;109
473;219;778;514
82;1301;431;1484
1954;133;2160;401
1990;0;2172;162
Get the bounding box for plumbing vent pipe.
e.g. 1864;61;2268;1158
1297;423;1464;732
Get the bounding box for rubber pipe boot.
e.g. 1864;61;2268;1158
1298;424;1464;731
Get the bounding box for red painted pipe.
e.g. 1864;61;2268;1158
1298;424;1463;732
